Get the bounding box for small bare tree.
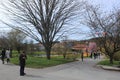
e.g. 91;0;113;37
2;0;85;59
7;29;26;53
83;4;120;64
0;35;9;49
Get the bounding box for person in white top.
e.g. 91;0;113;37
6;49;10;63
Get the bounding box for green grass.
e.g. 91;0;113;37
98;59;120;66
11;51;46;57
34;51;46;54
10;56;75;68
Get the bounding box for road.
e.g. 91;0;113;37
0;58;120;80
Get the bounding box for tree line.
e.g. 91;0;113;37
0;29;38;54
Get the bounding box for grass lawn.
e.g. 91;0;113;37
98;59;120;66
10;56;75;68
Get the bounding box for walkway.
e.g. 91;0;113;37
0;58;120;80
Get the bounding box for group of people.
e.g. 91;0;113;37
0;48;10;64
0;48;27;76
90;51;101;59
80;50;101;62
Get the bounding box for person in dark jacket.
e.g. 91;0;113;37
19;51;27;76
81;51;84;62
1;48;6;64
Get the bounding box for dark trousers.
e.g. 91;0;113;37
20;65;25;75
1;57;5;64
7;58;10;63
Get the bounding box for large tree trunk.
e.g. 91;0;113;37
109;54;114;64
63;53;66;59
45;48;51;60
63;48;67;59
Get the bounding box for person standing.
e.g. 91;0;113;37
93;52;97;59
81;51;84;62
6;49;10;63
19;51;27;76
90;52;93;59
97;50;101;59
1;48;6;64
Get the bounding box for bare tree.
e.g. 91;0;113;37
0;35;9;49
2;0;84;59
83;4;120;64
7;29;26;53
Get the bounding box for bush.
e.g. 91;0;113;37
114;52;120;61
66;53;80;60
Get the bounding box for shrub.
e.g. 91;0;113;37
114;52;120;61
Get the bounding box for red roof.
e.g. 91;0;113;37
72;44;86;50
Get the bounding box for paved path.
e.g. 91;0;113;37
0;58;120;80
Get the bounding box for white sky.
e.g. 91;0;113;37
89;0;120;11
0;0;120;41
70;0;120;40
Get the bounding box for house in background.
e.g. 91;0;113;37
72;44;89;57
72;41;97;57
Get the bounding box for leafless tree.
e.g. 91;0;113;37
83;4;120;64
1;0;84;59
0;35;9;49
7;29;26;53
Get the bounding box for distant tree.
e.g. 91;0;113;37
83;4;120;64
2;0;85;59
29;40;35;55
52;42;63;55
62;36;70;59
0;35;9;49
7;29;26;53
22;40;29;52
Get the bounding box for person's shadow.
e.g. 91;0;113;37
25;74;44;78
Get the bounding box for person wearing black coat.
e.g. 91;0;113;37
1;48;6;64
81;51;84;62
19;51;27;76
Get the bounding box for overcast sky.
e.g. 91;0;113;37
0;0;120;41
70;0;120;40
89;0;120;11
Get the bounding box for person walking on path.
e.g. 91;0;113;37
93;52;97;59
97;50;101;59
5;49;10;63
1;48;6;64
81;51;84;62
19;51;27;76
